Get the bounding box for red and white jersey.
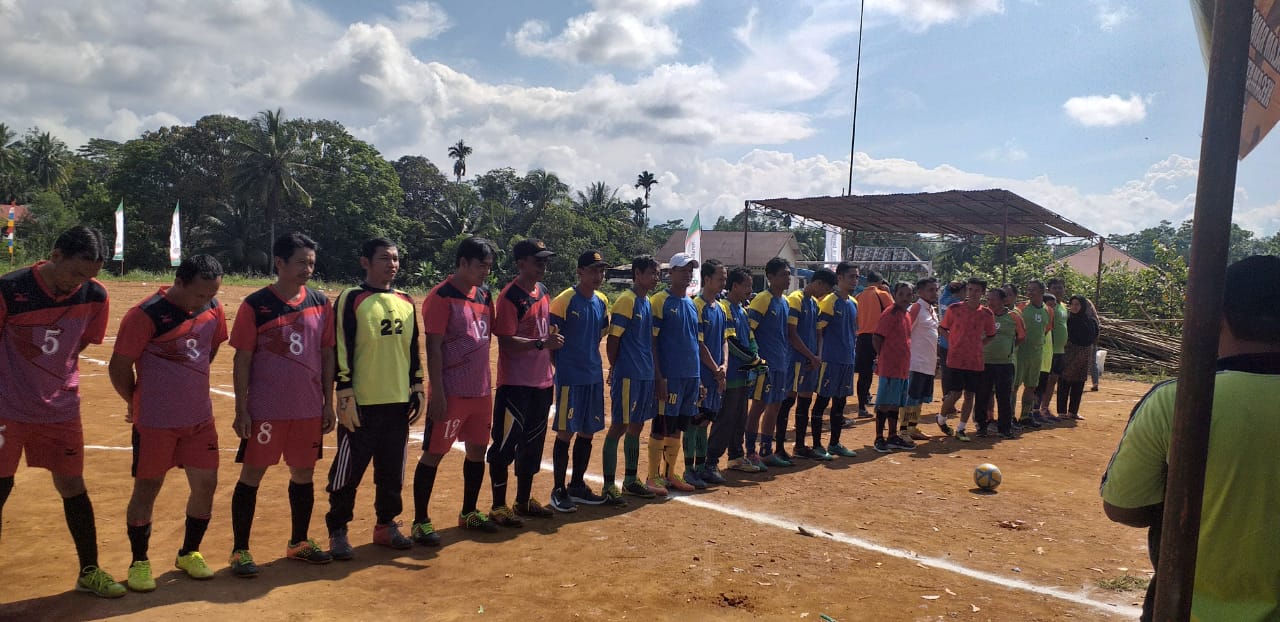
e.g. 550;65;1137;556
115;287;228;428
494;280;553;389
230;286;334;421
423;277;494;397
0;262;109;423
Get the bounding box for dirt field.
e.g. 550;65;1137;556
0;281;1153;621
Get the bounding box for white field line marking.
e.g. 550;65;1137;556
78;386;1142;618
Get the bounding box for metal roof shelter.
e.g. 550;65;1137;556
743;188;1101;290
746;189;1097;239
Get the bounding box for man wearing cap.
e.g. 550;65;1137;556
547;250;611;513
647;252;703;492
487;239;565;522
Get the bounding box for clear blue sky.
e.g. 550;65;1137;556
1;0;1275;235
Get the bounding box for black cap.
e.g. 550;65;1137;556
577;250;608;268
513;238;555;261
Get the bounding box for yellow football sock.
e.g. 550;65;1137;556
663;436;681;478
647;439;663;480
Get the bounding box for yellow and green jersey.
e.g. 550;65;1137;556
335;283;422;405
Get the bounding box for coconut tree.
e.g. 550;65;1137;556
20;130;73;191
0;124;20;202
192;200;271;273
574;181;629;224
448;139;472;183
230;108;312;253
635;169;657;206
518;168;568;235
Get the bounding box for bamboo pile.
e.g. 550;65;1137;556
1097;315;1182;375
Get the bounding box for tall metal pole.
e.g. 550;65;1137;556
846;0;866;196
742;201;750;267
1095;238;1105;309
1000;204;1009;285
1155;1;1252;619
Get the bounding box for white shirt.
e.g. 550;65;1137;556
908;299;939;374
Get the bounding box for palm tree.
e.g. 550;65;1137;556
0;124;19;202
192;200;271;273
427;188;492;246
627;197;648;230
634;170;658;227
574;181;629;224
448;140;472;183
20;131;72;191
518;169;568;235
230;108;312;253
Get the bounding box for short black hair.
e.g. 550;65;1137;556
701;258;724;280
1224;255;1280;343
176;254;223;284
361;237;396;260
1003;283;1018;296
836;261;857;277
1047;277;1065;288
1026;279;1045;292
967;277;988;289
987;287;1006;301
273;232;317;261
765;257;791;277
632;255;659;278
893;281;914;295
865;270;884;283
456;237;497;266
811;268;836;287
53;226;108;262
728;266;753;288
916;276;938;291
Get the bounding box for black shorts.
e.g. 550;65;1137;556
854;333;877;374
907;371;935;401
1050;353;1065;375
944;368;982;394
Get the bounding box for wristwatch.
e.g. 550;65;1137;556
534;339;545;350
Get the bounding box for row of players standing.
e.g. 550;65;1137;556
0;225;1099;598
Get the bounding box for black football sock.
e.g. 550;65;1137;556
63;493;98;570
287;481;314;544
462;459;484;515
179;515;210;557
231;482;257;551
414;462;438;523
571;436;592;487
127;522;152;563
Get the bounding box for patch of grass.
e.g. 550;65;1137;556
1114;371;1174;385
1096;574;1150;592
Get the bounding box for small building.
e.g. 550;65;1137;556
1055;242;1149;277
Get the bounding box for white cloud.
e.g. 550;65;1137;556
726;4;861;105
510;1;694;68
980;139;1028;163
1063;94;1148;127
867;0;1004;32
1090;0;1132;32
383;2;450;42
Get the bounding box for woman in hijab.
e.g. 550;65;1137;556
1057;295;1099;421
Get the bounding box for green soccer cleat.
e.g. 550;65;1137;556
228;549;259;578
127;560;156;592
175;551;215;580
76;566;126;598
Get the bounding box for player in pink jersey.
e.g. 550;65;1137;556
0;226;125;598
486;239;563;522
411;237;500;545
109;255;227;592
226;233;336;578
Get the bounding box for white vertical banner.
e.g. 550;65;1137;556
824;227;842;268
168;201;182;267
113;200;124;261
684;211;702;296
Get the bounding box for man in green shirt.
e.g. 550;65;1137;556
1039;278;1069;421
974;288;1023;439
1102;255;1280;622
1015;280;1052;428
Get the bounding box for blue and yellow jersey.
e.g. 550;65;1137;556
747;289;790;369
650;289;700;379
694;294;727;383
725;300;754;387
817;292;857;365
335;284;422;406
786;290;819;358
550;287;610;386
609;289;653;380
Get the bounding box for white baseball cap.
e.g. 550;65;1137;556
670;252;699;268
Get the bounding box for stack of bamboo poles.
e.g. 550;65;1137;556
1097;315;1182;375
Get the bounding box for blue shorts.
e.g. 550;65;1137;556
751;369;788;404
906;371;935;406
552;383;605;434
876;376;911;409
659;377;701;418
817;362;855;398
788;360;818;394
699;376;723;413
611;376;657;425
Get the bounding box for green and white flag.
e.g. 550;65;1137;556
168;202;182;267
684;211;702;296
112;200;124;261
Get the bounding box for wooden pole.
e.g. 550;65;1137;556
1000;204;1009;285
742;201;750;268
1154;1;1252;619
1095;237;1105;310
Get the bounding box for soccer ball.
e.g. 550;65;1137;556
973;463;1002;490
